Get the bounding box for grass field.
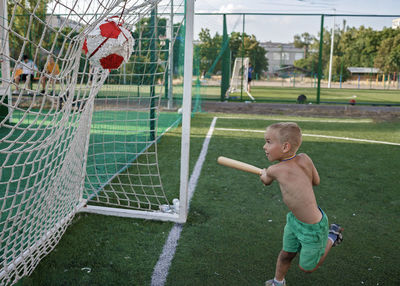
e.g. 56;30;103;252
200;85;400;105
23;82;400;105
16;111;400;286
95;83;400;105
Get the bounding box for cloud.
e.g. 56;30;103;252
218;3;246;13
195;1;246;13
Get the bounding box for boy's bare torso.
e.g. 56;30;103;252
266;153;322;224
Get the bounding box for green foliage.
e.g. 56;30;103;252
7;0;48;65
196;29;268;78
198;28;223;74
294;29;331;75
293;32;315;58
338;26;380;68
229;32;268;76
374;33;400;73
323;55;350;82
294;25;400;81
132;17;167;55
294;54;319;74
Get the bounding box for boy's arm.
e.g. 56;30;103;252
260;166;276;186
311;159;320;186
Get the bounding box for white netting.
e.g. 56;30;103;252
83;1;186;213
0;0;186;284
229;57;249;93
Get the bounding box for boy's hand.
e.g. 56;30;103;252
260;167;274;185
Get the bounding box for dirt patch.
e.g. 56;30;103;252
201;101;400;121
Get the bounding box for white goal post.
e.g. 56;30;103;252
228;57;254;100
0;0;194;284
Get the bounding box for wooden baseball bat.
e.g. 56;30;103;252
217;156;262;175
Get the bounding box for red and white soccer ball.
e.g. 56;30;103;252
83;18;134;70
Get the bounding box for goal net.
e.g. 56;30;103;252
228;57;254;100
0;0;194;284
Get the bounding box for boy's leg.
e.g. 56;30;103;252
300;239;332;273
275;250;297;280
268;213;300;283
299;223;343;273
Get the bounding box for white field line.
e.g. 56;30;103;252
217;116;373;123
215;128;400;146
151;117;218;286
246;91;255;101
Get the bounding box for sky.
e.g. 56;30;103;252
193;0;400;43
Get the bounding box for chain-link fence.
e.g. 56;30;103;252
194;12;400;105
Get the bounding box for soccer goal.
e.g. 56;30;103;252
0;0;194;284
228;57;254;100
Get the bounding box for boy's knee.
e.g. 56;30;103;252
299;264;318;273
298;247;325;273
279;250;297;262
298;254;324;273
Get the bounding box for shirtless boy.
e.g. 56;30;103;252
260;122;343;286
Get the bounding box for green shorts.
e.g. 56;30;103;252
282;208;329;271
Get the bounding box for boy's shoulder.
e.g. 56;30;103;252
292;153;315;167
297;153;312;161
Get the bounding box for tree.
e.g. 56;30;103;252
293;25;400;82
294;32;315;58
337;26;381;68
197;28;223;75
7;0;48;66
228;32;268;77
293;29;328;76
196;30;268;78
374;32;400;73
132;16;167;56
323;55;350;82
125;16;170;84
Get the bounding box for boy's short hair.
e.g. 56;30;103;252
23;55;29;61
267;122;302;151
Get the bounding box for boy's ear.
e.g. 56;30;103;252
282;142;291;153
